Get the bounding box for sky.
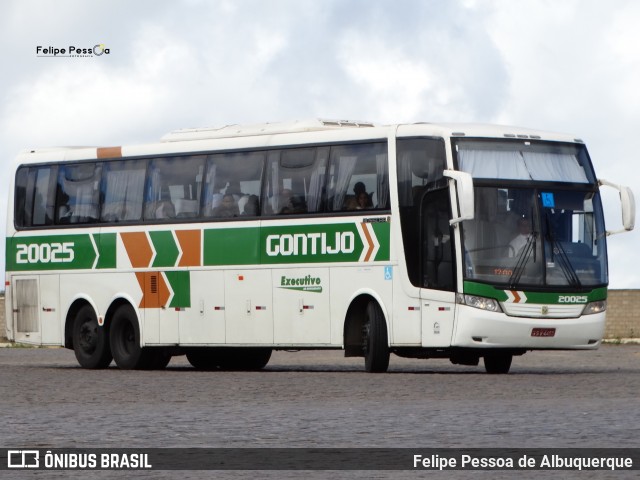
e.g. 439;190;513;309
1;0;639;288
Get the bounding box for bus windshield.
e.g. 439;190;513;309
457;140;608;289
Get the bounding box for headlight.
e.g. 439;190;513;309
457;294;502;312
582;300;606;315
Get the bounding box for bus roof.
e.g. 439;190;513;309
15;119;584;163
160;119;377;142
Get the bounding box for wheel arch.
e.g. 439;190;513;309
104;295;142;341
64;296;99;349
343;290;390;357
65;294;141;349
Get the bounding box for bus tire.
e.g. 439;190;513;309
72;304;112;369
363;301;389;373
141;348;172;370
218;347;272;371
109;304;145;370
186;348;221;370
484;353;512;374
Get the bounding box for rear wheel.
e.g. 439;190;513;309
363;301;389;373
72;305;112;369
484;353;513;374
110;304;154;370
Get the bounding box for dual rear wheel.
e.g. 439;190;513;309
72;304;170;370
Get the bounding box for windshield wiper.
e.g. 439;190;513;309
509;231;536;289
545;213;582;288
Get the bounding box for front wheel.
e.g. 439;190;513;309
72;304;112;369
363;301;389;373
484;354;513;374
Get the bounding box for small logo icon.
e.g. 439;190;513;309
7;450;40;469
541;305;549;315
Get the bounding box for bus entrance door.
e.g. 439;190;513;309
420;188;456;348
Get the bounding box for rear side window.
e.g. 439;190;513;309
56;163;102;224
14;165;57;228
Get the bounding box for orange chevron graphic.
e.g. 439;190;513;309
176;230;201;267
360;222;375;262
135;271;171;308
121;232;153;268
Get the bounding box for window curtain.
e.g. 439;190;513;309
332;155;358;210
306;166;324;212
102;168;145;221
397;150;415;206
458;149;530;180
269;159;280;213
459;148;589;183
522;152;588;183
376;153;389;208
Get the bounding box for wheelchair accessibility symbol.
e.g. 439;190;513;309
384;266;392;280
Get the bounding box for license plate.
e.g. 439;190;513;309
531;328;556;337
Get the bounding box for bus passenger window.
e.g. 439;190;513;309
145;156;205;221
56;163;101;224
326;142;388;212
100;160;145;222
263;147;328;215
14;166;57;228
203;151;264;218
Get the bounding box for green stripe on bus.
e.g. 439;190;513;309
150;231;179;268
165;270;190;308
203;227;261;266
371;221;390;261
94;233;117;269
6;220;391;271
463;281;607;304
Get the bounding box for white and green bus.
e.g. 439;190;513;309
5;119;635;373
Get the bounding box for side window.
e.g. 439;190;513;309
326;142;389;212
263;147;329;215
14;168;29;228
100;160;146;222
396;138;447;207
56;163;101;224
144;156;206;221
14;166;57;228
203;151;264;218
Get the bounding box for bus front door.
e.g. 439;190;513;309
420;188;456;348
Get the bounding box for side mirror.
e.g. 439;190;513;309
444;170;474;225
599;179;636;235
